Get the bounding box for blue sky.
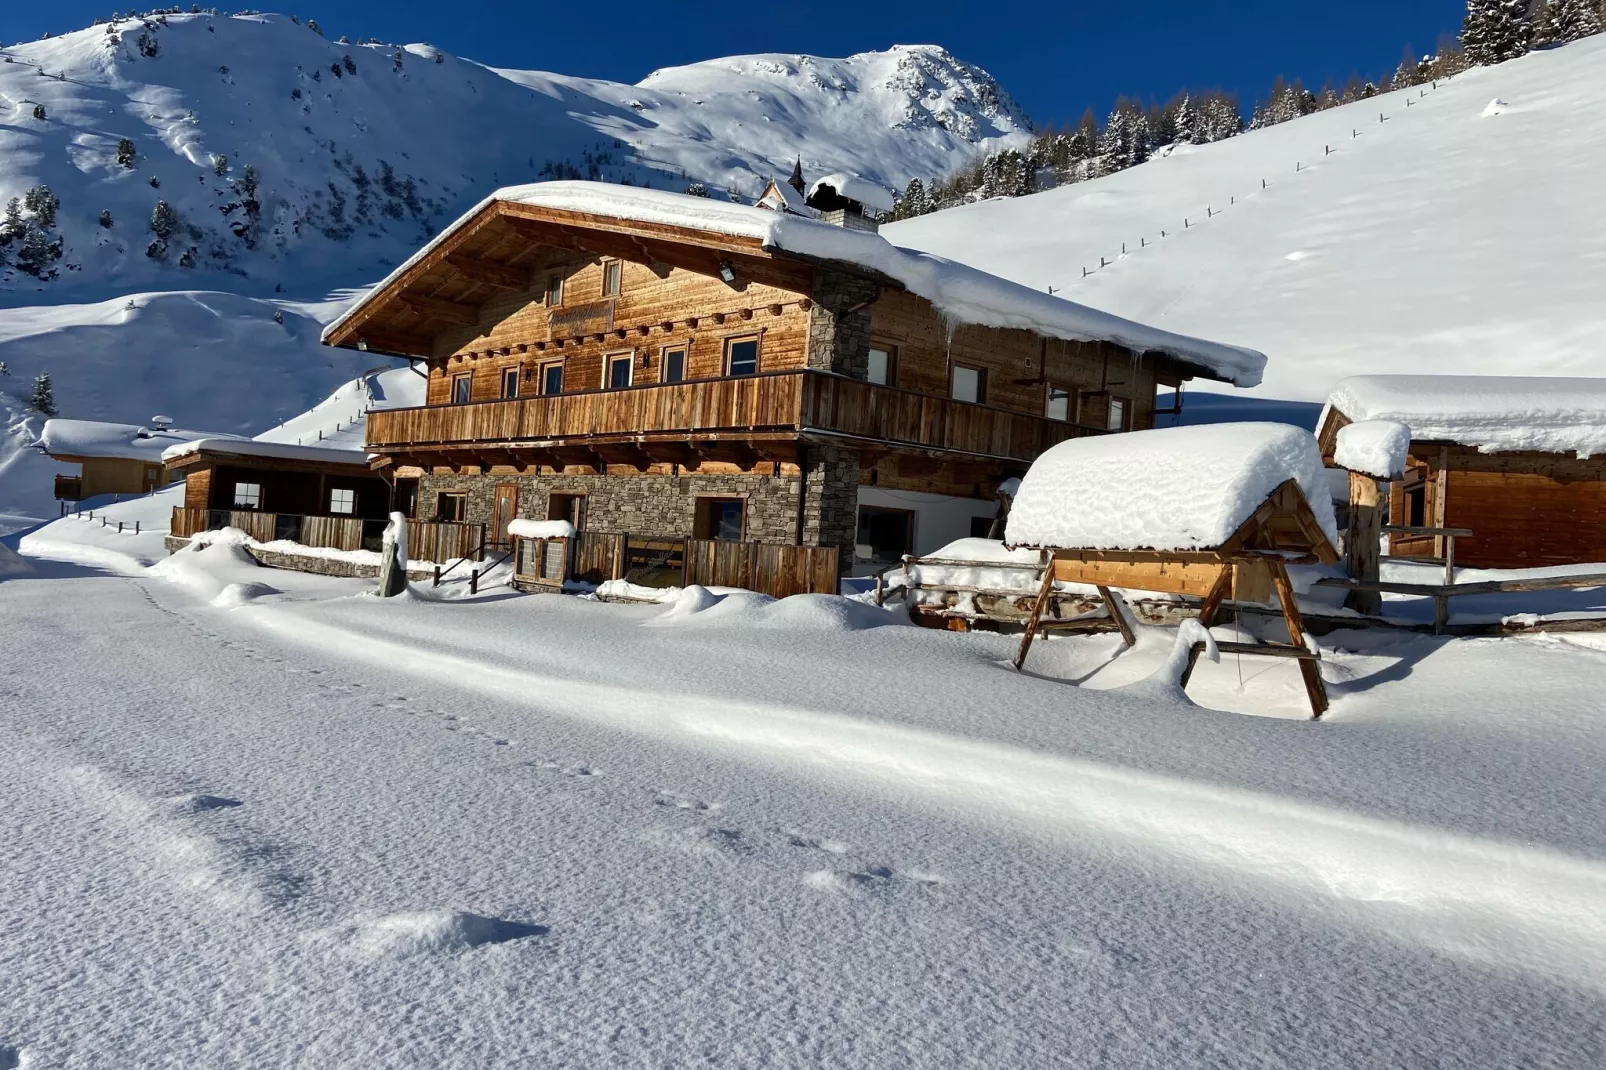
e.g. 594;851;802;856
15;2;1467;127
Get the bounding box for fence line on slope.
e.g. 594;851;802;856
1061;75;1456;290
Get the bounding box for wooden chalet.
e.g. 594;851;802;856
164;438;395;552
323;179;1265;579
1319;376;1606;569
38;418;234;503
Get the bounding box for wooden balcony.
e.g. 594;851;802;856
54;474;84;501
366;369;1102;467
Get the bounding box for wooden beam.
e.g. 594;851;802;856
399;292;480;326
445;254;531;292
348;330;435;357
1269;560;1329;719
1014;565;1057;671
1345;472;1383;616
1096;586;1136;648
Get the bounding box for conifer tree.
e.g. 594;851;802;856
116;137;137;168
1463;0;1533;65
31;373;56;416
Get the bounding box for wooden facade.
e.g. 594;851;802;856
1319;410;1606;570
329;195;1236;571
48;456;167;501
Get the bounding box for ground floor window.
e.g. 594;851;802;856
233;482;262;509
867;345;897;386
856;506;914;566
548;492;586;532
951;365;986;404
329;488;356;514
1046;383;1073;422
1107;396;1128;431
436;492;467;522
695;496;746;542
393;479;419;518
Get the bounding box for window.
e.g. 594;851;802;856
696;497;745;542
951;365;986;404
540;361;564;396
329;488;356;514
725;336;760;377
1046;383;1073;422
548;493;586;532
602;260;622;296
452;373;472;404
867;346;896;386
855;506;913;566
436;492;467;522
661;346;687;384
545;274;564;307
605;352;633;389
1107;396;1128;431
502;367;520;399
233;482;262;509
969;515;995;539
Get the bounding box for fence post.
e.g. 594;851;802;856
433;565;441;588
118;521;123;533
135;521;140;534
470;569;479;595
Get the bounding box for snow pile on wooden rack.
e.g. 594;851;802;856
160;438;375;468
806;173;896;213
507;519;575;540
326;182;1266;387
1006;423;1337;551
39;419;236;463
1324;375;1606;457
1333;419;1411;479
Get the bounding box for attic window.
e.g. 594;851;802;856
602;260;622;297
546;275;564;307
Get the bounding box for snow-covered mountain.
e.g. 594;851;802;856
0;12;1027;299
885;34;1606;405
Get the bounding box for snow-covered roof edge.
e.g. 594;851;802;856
322;182;1266;387
162;438;376;468
1323;375;1606;457
39;419;240;462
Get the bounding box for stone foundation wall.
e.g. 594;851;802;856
420;460;861;560
164;536;436;581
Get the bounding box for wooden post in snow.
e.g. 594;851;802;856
1346;472;1383;617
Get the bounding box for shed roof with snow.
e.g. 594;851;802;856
162;437;374;471
321;181;1267;387
39;419;238;463
1006;422;1338;554
1320;375;1606;457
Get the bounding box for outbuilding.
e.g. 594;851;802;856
38;418;237;503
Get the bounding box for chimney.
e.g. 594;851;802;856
803;175;884;234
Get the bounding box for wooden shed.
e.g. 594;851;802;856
1005;423;1341;718
1319;376;1606;569
37;418;237;503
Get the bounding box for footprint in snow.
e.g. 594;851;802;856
654;792;715;812
782;828;850;854
803;865;944;896
168;793;244;814
529;760;595;776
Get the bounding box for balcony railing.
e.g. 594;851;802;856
366;369;1102;463
171;507;483;562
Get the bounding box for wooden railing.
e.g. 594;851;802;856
170;507;482;562
366;369;1102;462
520;529;839;599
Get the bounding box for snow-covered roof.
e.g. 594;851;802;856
806;173;896;214
1333;419;1411;479
757;179;816;217
38;419;238;463
1006;423;1337;552
1324;375;1606;457
323;182;1266;386
161;438;375;468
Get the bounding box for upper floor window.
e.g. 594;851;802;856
502;367;520;400
1108;396;1128;431
540;361;564;396
545;274;564;307
1046;383;1072;422
329;488;356;514
867;345;896;386
951;365;986;404
452;373;472;404
605;352;634;390
233;482;262;510
662;345;687;384
725;335;760;377
602;260;622;297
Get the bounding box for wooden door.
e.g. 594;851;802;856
492;483;519;550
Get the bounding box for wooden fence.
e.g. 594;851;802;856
519;530;839;599
170;507;481;562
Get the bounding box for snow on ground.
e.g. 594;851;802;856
885;34;1606;405
3;508;1605;1066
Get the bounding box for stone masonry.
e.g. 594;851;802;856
806;266;878;379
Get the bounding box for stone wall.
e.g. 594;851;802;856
419;460;861;560
163;536;436;581
806;267;878;379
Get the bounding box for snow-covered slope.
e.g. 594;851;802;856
0;291;420;534
0;13;1026;299
886;35;1606;403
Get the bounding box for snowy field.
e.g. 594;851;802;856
3;514;1604;1066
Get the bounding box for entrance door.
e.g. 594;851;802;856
492;483;519;550
856;506;913;567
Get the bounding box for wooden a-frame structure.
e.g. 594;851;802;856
1013;479;1341;719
